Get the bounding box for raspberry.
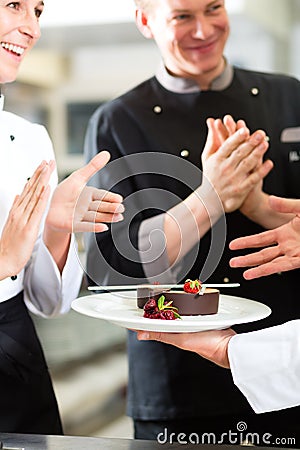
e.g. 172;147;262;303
160;310;176;320
143;298;160;318
143;295;181;320
144;298;158;312
143;310;161;319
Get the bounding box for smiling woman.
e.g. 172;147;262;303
0;0;124;435
0;0;42;83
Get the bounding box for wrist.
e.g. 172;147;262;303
43;227;71;273
220;331;237;369
0;253;20;280
240;191;269;223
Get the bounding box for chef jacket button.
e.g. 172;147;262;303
11;275;17;281
223;277;230;283
180;149;190;158
153;105;162;114
10;135;15;141
251;87;259;96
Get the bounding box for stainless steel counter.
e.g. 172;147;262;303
0;433;295;450
0;433;215;450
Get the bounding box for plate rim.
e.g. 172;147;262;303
71;292;271;333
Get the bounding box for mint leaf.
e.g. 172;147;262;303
157;295;165;310
173;311;182;319
156;295;181;319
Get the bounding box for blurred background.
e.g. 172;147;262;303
4;0;300;439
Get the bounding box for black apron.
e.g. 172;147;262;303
0;292;63;434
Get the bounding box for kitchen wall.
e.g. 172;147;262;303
4;1;300;177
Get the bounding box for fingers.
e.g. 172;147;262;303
236;159;273;193
236;119;247;130
242;256;298;280
23;166;52;218
268;196;300;215
214;117;229;142
213;131;269;196
81;210;124;223
137;331;178;342
205;116;268;165
229;130;268;167
136;329;235;368
229;229;277;250
137;331;193;350
222;115;246;136
91;189;124;205
83;188;125;222
255;159;274;179
74;150;111;183
230;245;279;268
75;222;109;233
88;187;125;221
89;200;125;214
202;118;223;158
15;161;46;205
223;115;237;135
216;127;251;159
15;162;53;223
27;185;51;225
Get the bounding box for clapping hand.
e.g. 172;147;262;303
201;115;273;213
0;151;124;280
0;161;54;279
45;151;124;234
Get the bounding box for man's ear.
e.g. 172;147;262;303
135;10;154;39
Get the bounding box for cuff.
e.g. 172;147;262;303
25;234;83;317
228;321;300;413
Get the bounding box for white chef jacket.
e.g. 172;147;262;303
0;96;83;317
229;319;300;413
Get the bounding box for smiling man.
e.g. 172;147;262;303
84;0;300;445
136;0;230;87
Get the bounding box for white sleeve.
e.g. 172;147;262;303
24;234;83;318
228;320;300;413
23;123;83;317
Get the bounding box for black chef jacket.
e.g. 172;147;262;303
84;67;300;420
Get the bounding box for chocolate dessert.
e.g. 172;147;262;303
137;281;219;316
163;288;219;316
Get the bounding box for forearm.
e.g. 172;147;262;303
165;180;224;265
139;180;224;281
43;227;71;274
241;192;295;230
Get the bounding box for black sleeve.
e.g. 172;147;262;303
83;104;150;286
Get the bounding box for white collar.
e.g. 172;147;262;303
0;95;4;111
155;60;234;94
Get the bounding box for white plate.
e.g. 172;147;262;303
71;292;271;333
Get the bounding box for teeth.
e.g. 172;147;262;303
1;42;25;56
